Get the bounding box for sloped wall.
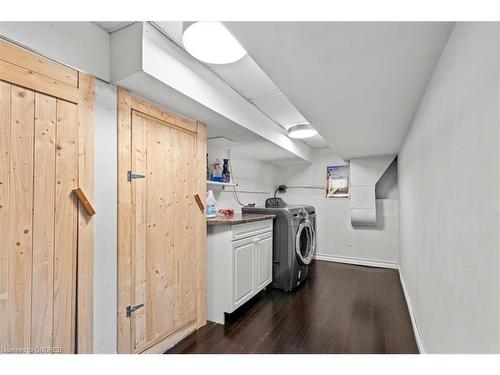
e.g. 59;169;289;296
398;22;500;353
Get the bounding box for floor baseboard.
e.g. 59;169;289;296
313;253;399;270
398;271;426;354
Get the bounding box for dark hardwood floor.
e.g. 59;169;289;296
167;261;418;354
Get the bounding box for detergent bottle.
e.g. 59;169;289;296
206;190;217;218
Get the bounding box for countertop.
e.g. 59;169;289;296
207;213;275;226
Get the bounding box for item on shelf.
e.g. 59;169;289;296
211;159;223;182
222;158;231;183
218;208;235;218
206;153;210;180
206;190;217;218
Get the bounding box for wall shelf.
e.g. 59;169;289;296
207;181;238;190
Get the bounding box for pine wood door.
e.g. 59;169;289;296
117;88;207;354
0;38;95;354
130;111;197;352
0;83;78;353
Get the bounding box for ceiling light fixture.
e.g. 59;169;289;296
182;22;247;65
288;123;318;139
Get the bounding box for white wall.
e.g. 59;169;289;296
398;22;500;353
0;22;110;81
207;146;279;212
376;158;398;199
276;149;400;267
93;80;118;353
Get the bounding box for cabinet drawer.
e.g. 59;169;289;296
232;219;273;241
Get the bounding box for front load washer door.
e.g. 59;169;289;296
295;219;316;266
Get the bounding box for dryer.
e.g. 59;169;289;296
242;198;316;291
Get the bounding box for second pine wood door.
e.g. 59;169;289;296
130;111;197;353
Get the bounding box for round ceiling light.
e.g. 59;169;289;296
182;22;247;65
288;123;318;139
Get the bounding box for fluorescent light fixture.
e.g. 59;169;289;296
288;123;318;139
182;22;247;65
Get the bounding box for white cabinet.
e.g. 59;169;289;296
207;219;273;324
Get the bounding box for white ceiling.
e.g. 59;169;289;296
152;21;329;149
93;21;135;33
225;22;455;159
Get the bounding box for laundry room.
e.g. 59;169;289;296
2;3;500;374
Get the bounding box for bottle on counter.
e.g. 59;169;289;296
206;190;217;218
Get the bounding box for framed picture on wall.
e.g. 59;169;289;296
326;165;349;198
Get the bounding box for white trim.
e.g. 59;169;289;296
399;270;426;354
313;253;399;270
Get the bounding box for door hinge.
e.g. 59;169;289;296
126;303;144;318
127;170;145;182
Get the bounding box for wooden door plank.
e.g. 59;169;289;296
178;130;196;325
0;59;79;104
0;39;78;88
195;122;207;328
131;112;147;352
8;85;35;350
31;92;56;350
145;118;173;341
53;99;78;353
170;125;181;328
0;81;11;347
131;96;197;134
117;88;133;354
76;73;95;353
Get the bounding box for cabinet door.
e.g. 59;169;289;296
255;232;273;291
232;237;255;309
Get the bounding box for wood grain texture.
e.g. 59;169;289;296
76;72;95;354
131;112;147;352
0;41;94;354
0;81;11;347
53;99;78;353
8;86;35;350
0;38;78;87
117;88;206;353
31;93;56;349
131;95;197;134
167;261;418;354
0;59;79;104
